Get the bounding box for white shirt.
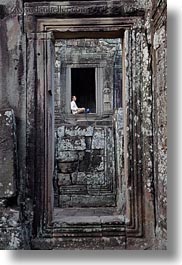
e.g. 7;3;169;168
71;100;78;114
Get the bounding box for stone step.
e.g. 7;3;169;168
31;209;126;249
44;210;125;238
31;235;126;250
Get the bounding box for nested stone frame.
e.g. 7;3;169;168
57;60;104;116
53;37;123;211
54;38;122;117
24;2;155;249
0;0;167;250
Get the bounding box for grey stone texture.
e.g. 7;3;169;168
0;109;17;198
56;124;116;207
54;38;122;122
0;0;167;250
0;207;21;249
151;0;167;250
0;110;23;249
54;37;122;208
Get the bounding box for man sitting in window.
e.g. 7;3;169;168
71;96;85;114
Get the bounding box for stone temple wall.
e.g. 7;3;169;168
0;0;167;250
55;124;116;208
54;38;122;208
0;109;21;249
0;0;30;249
54;38;122;122
151;0;167;250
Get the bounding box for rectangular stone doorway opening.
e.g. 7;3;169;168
53;37;124;230
25;11;149;247
71;68;96;113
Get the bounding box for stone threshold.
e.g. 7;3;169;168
31;236;126;250
41;207;126;238
54;207;119;218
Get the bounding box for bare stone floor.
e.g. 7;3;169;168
53;207;125;226
34;207;126;250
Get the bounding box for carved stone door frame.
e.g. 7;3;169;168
25;10;154;247
26;32;55;233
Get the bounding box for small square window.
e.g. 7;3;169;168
71;68;96;113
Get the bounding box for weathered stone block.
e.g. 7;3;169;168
86;187;101;195
0;227;22;250
71;195;116;207
92;128;105;149
59;195;71;208
0;109;17;198
59;136;86;151
78;151;91;172
100;215;125;225
58;174;71;186
96;120;112;126
78;151;85;161
85;136;92;149
76;172;87;185
60;185;87;195
87;172;105;186
57;126;65;138
90;154;104;171
65;126;94;137
95;161;104;171
57;151;78;162
57;162;78;173
0;208;19;228
92;149;104;156
71;172;77;184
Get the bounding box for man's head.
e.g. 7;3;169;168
72;96;77;101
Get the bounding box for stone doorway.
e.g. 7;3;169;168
25;9;148;247
0;0;167;250
54;38;123;213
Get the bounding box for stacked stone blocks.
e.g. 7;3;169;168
56;124;116;207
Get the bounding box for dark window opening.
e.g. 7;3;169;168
71;68;96;113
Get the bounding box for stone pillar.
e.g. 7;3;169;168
26;32;55;231
152;1;167;249
123;28;155;247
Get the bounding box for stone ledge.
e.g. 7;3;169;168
31;236;126;250
50;208;126;238
59;194;116;207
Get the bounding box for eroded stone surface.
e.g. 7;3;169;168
0;0;167;250
56;124;116;208
57;151;78;162
58;136;86;151
0;109;17;198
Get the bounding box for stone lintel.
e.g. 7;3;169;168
24;1;145;18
